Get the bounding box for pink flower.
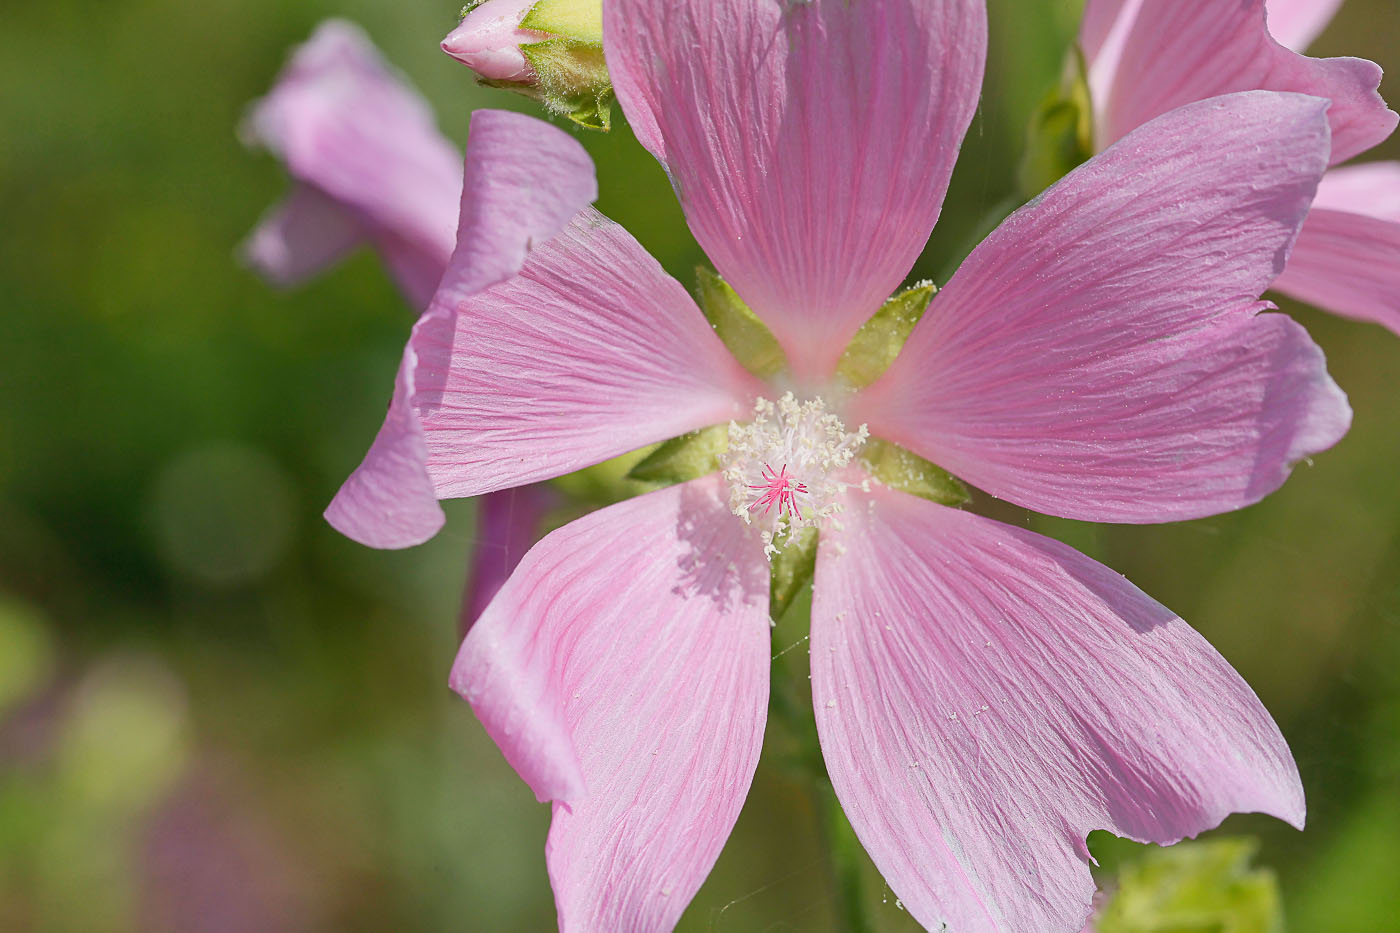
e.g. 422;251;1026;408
242;20;550;620
240;20;463;310
1081;0;1400;334
330;1;1349;929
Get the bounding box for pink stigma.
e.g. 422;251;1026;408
748;463;808;519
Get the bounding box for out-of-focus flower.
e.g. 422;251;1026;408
240;20;463;309
443;0;613;129
1266;0;1346;53
243;20;554;621
325;2;1350;929
1081;0;1400;333
140;763;322;933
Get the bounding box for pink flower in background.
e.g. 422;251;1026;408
326;1;1352;929
242;20;550;621
240;20;462;310
1265;0;1345;51
1081;0;1400;333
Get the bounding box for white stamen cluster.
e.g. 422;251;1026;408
721;393;869;558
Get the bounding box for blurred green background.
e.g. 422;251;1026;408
1;0;1397;929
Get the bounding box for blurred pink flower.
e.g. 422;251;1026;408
329;1;1349;929
1081;0;1400;333
242;20;550;621
141;764;323;933
240;20;462;310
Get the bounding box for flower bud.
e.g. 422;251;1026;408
442;0;613;130
442;0;539;82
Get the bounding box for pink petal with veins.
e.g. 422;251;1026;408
605;0;985;382
451;477;770;931
325;109;596;548
812;487;1303;932
852;93;1348;523
1085;0;1394;165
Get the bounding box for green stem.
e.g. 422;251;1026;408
767;585;879;932
814;775;876;933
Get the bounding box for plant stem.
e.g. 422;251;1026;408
814;775;876;933
767;585;879;932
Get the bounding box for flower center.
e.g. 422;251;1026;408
722;393;868;556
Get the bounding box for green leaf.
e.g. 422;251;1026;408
626;424;730;485
1017;45;1094;199
1096;838;1284;933
695;267;787;379
770;526;818;619
860;439;969;506
836;282;936;389
521;0;604;43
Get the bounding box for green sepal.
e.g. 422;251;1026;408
517;39;613;131
1017;45;1094;199
459;1;488;18
861;438;969;506
521;0;603;43
769;526;818;619
626;424;730;485
695;267;787;379
550;444;659;504
1095;838;1284;933
836;282;936;389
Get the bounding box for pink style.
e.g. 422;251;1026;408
1082;0;1400;333
327;1;1361;931
747;463;808;519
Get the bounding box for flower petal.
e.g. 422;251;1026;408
416;207;765;499
1078;0;1134;67
450;477;770;931
424;107;598;305
1274;208;1400;334
1310;160;1400;221
241;183;370;288
852;92;1349;523
1088;0;1394;165
1266;0;1345;53
459;485;557;634
604;0;986;381
1280;166;1400;328
811;488;1304;933
324;108;597;548
323;337;443;548
243;19;462;306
